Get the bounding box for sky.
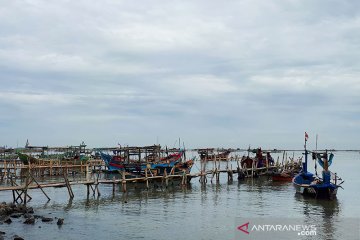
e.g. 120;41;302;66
0;0;359;149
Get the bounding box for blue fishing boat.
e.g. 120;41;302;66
292;133;343;199
100;151;141;172
99;147;193;177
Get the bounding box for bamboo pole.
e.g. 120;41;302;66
122;171;127;192
23;168;32;205
49;161;53;176
112;176;116;194
4;160;7;179
31;172;50;201
145;167;149;189
63;172;74;199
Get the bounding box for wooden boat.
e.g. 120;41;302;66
272;160;301;181
17;152;39;165
272;171;295;181
240;148;275;168
100;147;193;177
292;135;343;199
17;152;88;165
198;149;231;161
100;152;143;172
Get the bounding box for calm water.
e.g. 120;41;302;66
0;152;359;240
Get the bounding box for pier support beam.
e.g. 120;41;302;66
64;173;74;199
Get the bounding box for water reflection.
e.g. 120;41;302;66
295;194;341;239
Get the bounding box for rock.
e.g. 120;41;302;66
16;205;27;213
23;213;32;219
4;206;14;215
10;213;22;218
0;209;6;216
24;217;35;224
41;217;53;222
4;217;12;224
26;207;34;214
0;231;5;234
9;203;16;209
13;235;24;240
57;218;64;226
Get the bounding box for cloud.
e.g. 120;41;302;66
0;91;78;105
159;74;238;98
0;0;359;148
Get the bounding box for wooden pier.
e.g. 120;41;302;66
0;144;305;205
0;160;285;206
0;159;104;180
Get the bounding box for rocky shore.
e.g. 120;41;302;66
0;202;64;240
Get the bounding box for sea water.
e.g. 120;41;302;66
0;152;359;240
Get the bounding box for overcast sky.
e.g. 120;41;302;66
0;0;359;149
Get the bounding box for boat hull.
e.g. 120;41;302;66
272;175;293;182
293;173;339;199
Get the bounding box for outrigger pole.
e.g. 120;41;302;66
303;132;308;173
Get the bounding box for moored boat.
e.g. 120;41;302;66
198;149;231;161
99;146;193;178
272;171;295;181
17;152;39;165
292;133;343;199
272;159;301;181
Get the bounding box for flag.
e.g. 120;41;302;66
305;132;309;142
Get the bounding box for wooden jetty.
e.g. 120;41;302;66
0;158;285;205
0;159;104;180
0;143;311;205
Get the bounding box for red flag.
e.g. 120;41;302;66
305;132;309;142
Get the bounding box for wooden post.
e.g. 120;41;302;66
24;169;51;201
4;160;7;179
228;170;233;182
64;172;74;199
145;167;149;189
95;172;101;197
13;159;16;177
112;176;116;195
251;160;254;178
49;161;53;176
163;169;168;188
23;168;31;205
11;176;16;202
121;171;127;192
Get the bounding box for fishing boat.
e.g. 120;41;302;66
272;158;302;181
240;148;275;168
272;171;296;181
198;148;231;161
18;141;90;165
17;152;39;165
17;152;88;165
292;133;343;199
99;146;193;177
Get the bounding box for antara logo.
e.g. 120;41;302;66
237;222;250;234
